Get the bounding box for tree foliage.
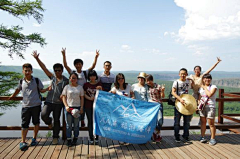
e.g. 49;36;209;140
0;71;22;115
0;0;46;59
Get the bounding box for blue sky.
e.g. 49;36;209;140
0;0;240;72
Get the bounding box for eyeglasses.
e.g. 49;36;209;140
71;78;77;80
118;78;124;80
54;70;62;72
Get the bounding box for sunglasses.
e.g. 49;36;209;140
54;70;62;72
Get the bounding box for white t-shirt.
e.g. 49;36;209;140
199;85;217;108
62;85;84;107
111;84;132;97
172;79;192;95
132;83;149;101
73;70;89;86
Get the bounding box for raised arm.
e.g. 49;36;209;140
161;84;165;98
61;48;72;74
203;57;222;75
88;50;100;71
32;50;53;78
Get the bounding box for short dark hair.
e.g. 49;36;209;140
114;73;127;89
22;63;32;70
104;61;111;65
88;70;98;81
74;59;83;66
179;68;188;74
202;74;212;80
146;74;154;81
69;71;78;79
194;65;202;71
53;63;64;71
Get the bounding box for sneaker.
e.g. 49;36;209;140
182;136;189;142
30;138;37;146
81;120;85;127
200;137;207;143
175;137;180;143
152;133;157;142
72;138;78;145
19;142;28;151
89;140;94;145
209;139;217;146
67;139;72;147
52;138;58;145
155;136;162;142
95;139;99;145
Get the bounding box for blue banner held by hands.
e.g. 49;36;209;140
93;90;160;144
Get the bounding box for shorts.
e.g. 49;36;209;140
199;106;215;119
21;105;41;129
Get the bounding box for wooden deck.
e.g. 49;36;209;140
0;134;240;159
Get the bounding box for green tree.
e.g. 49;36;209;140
0;0;46;115
0;71;22;115
0;0;46;59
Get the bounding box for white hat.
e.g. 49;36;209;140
71;109;80;118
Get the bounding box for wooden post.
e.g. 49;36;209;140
62;109;66;140
218;89;224;124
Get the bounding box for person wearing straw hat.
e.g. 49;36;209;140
132;72;149;101
171;68;194;142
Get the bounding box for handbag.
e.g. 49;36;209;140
168;82;178;106
198;85;211;110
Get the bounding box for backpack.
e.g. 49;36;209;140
20;77;43;101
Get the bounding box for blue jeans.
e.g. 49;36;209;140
174;107;192;138
156;103;163;131
64;108;80;139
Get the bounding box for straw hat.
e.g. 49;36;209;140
175;94;197;115
137;72;147;79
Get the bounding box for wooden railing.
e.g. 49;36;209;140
1;89;240;139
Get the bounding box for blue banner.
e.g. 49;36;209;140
93;90;160;144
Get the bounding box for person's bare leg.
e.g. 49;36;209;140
200;117;207;137
33;124;39;139
208;118;216;139
22;129;28;143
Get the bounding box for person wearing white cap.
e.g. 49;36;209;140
131;72;149;101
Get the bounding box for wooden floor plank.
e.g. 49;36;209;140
189;135;225;159
165;136;202;159
0;139;10;147
3;139;22;159
50;139;64;159
164;136;193;159
28;138;47;159
0;139;15;154
0;138;21;159
147;142;168;159
39;138;57;159
132;144;147;159
99;138;110;159
12;138;32;159
145;142;163;159
20;138;42;159
112;140;125;159
126;144;140;159
81;137;89;159
106;139;117;159
88;140;95;159
73;137;83;159
66;142;75;159
159;138;182;159
139;144;155;159
58;140;69;159
119;142;132;159
35;138;52;159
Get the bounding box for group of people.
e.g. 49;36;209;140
8;48;221;150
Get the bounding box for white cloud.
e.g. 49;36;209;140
120;45;134;53
174;0;240;43
165;57;176;61
33;23;41;27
